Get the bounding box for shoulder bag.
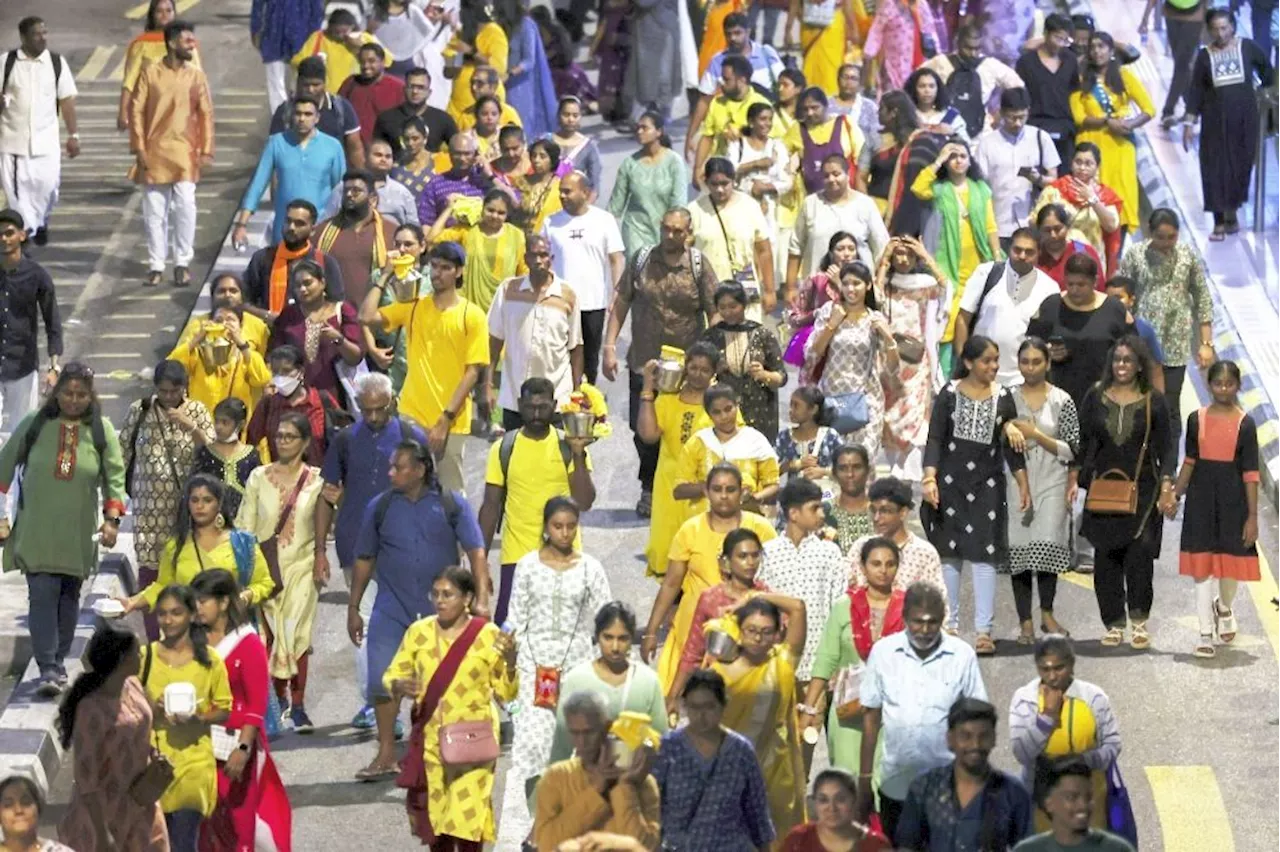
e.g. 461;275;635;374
130;645;176;807
257;467;312;599
1084;393;1150;515
884;287;926;365
708;196;761;303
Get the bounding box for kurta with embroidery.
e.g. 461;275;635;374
120;398;214;567
0;413;127;578
129;60;215;185
190;443;262;519
382;617;518;842
236;464;324;680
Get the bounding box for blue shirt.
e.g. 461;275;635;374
896;764;1033;852
652;728;775;851
239;131;346;243
320;418;426;566
354;488;484;627
697;42;786;96
860;632;988;800
1133;316;1165;364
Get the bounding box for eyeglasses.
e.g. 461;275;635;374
274;432;304;442
741;626;776;640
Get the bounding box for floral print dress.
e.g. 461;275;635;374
702;321;787;443
882;276;940;456
805;303;889;462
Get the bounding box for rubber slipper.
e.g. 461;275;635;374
355;761;399;782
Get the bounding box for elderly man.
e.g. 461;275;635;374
415;132;513;227
129;20;214;288
0;17;80;247
372;66;457;158
542;172;625;385
321;138;418;226
339;43;404;148
316;372;426;729
856;581;988;842
533;691;661;852
269;56;364;169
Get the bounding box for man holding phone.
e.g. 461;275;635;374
974;88;1060;252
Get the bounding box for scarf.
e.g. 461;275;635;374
267;241;314;315
317;211;390;281
849;587;905;661
1053;176;1124;275
931;177;995;287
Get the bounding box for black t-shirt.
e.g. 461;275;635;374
373;104;458;158
1016;49;1079;130
1027;293;1134;407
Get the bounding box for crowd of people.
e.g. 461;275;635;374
0;0;1272;849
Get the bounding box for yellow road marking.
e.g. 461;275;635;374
1146;766;1235;852
1061;571;1094;591
126;0;201;19
77;46;116;84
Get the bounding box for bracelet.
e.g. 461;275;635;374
1201;341;1214;348
796;703;818;715
639;392;656;401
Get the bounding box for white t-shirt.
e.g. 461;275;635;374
542;206;625;312
959;261;1060;386
973;126;1062;238
0;50;78;156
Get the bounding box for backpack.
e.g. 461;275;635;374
631;245;708;331
370;485;461;535
498;428;572;483
13;410;109;515
967;260;1007;332
944;54;987;139
2;50;64;115
317;389;355;451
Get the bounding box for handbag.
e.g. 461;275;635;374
825;391;871;434
709;196;760;302
131;644;176;807
257;467;312;600
884;290;925;364
1084;394;1150;516
1106;762;1140;848
439;719;501;765
830;662;865;721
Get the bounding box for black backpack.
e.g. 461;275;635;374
13;410;109;516
945;54;987;138
370;485;461;536
2;50;64;115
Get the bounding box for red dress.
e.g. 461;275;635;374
781;822;890;852
201;625;293;852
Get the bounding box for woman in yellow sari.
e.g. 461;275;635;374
445;5;509;120
800;0;860;96
427;187;528;313
714;594;809;849
635;343;722;579
641;464;777;692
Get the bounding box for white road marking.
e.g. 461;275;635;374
76;46;116;83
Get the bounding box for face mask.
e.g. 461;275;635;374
908;630;941;653
272;375;301;396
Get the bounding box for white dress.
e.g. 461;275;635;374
509;550;613;790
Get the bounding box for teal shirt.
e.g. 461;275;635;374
239;130;347;243
1014;829;1136;852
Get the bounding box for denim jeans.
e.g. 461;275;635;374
941;559;997;634
26;572;82;676
165;809;203;852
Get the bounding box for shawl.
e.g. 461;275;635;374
931;177;995;286
267;241;315;315
1050;175;1124;275
848;586;905;661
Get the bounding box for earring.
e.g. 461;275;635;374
214;514;226;530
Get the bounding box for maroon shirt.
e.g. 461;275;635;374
339;73;406;148
268;301;364;401
246;386;333;465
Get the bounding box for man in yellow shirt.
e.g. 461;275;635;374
290;8;389;94
357;241;487;493
450;66;523;131
693;54;777;184
478;377;596;625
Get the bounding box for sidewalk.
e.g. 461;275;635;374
1093;0;1280;494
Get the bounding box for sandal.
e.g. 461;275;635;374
1041;613;1070;638
1130;621;1151;650
1214;598;1238;643
974;633;996;656
174;265;191;287
355;759;400;782
1226;220;1241;235
1194;634;1216;659
1100;626;1124;647
1016;621;1035;645
1209;227;1226;242
144;270;163;287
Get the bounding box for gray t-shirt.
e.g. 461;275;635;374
1014;829;1136;852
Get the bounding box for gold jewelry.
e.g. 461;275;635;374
214;514;226;530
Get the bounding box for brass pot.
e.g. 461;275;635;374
197;334;233;372
388;269;424;302
705;629;739;662
656;359;684;394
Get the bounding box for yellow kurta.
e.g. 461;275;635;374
236;464;324;680
141;644;232;817
645;393;715;578
1069;68;1154;230
445;23;509;120
121;32;203;93
142;534;276;609
168;321;273;423
128;59;214;185
437;223;528;313
715;645;807;849
674;426;781;516
656;512;778;691
383;617;518;842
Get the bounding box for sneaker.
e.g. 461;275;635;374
350;704;376;730
290;706;315;733
394;718;405;740
35;674;62;698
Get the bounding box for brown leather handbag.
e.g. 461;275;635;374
1085;394;1151;515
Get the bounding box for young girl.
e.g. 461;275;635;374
775;387;842;499
190;398;261;520
674;385;781;516
1172;360;1261;659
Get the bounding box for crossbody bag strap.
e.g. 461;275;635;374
708;197;738;270
1133;393;1151;482
273;468;311;538
415;617;487;723
153;401;188;489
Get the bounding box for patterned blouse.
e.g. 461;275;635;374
702;321;787;443
824;500;875;556
190;443;262;520
1116;239;1212;368
758;533;849;679
653;728;775;851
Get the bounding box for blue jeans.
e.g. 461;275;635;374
942;559;997;634
165;809;203;852
26;572;82;676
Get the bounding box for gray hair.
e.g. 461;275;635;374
354;371;394;398
561;690;610;727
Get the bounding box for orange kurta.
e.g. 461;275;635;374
128;59;215;185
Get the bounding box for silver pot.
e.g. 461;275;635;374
562;411;596;438
705;629;739;662
656;359;684;394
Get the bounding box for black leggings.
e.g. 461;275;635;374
580;308;607;385
1011;571;1060;622
1162;16;1203;118
1164;364;1187;450
629;370;660;491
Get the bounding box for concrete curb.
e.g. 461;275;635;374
0;554;143;796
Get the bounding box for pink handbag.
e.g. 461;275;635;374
439;720;500;766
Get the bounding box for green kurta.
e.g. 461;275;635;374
0;412;127;578
549;659;670;765
810;596;881;776
607;149;690;262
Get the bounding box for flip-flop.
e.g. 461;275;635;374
355;761;399;782
1209;229;1226;242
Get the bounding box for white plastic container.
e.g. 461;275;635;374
164;682;198;718
92;599;124;619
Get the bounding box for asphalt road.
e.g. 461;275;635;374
14;2;1280;850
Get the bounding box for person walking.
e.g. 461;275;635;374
1031;143;1123;276
250;0;325;113
237;410;324;732
0;363;124;697
921;336;1030;656
1183;8;1274;239
1141;0;1206;128
57;627;170;852
241;199;345;324
245;344;340;465
1016;13;1080;167
373;66;458;158
314;168;401;307
543;172;626;385
849;476;947;598
0;17;80;247
1015;758;1137;852
172;301;273;421
427;184;527;316
688;158;777;319
129;20;213;289
973;89;1061;247
607;113;689;261
823;445;874;555
788;155;888;284
0;209;61;438
117;0;204;132
268;57;365;169
782;770;892;851
338;43;405;149
1172;360;1261;659
267;258;364;405
701;281;787;442
1078;337;1177;650
672;385;781;516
